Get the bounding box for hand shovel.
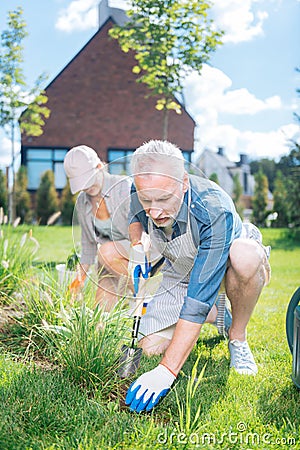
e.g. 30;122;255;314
118;263;150;379
118;233;165;379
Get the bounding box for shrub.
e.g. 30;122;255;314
61;181;76;226
0;171;8;215
36;170;59;225
15;165;32;224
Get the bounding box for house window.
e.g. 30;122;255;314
107;149;134;175
107;148;192;175
22;147;68;190
182;151;192;170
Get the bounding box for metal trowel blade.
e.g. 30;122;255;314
118;345;143;378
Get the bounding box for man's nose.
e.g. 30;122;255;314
149;207;163;219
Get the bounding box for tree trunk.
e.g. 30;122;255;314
162;108;169;140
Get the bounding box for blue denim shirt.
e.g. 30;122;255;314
129;175;242;324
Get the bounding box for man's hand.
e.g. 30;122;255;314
125;364;176;413
128;233;151;292
129;243;149;273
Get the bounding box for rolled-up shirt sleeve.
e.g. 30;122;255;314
179;198;237;324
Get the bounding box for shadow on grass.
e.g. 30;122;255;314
194;335;231;410
257;382;300;436
161;334;230;420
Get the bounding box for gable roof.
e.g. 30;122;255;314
98;0;128;28
21;16;195;153
202;149;236;170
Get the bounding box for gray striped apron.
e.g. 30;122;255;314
139;189;197;337
138;189;269;337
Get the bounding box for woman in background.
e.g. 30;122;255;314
64;145;131;310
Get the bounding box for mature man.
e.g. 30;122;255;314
126;140;271;413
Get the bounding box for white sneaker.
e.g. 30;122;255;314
228;339;258;375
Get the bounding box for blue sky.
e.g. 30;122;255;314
0;0;299;169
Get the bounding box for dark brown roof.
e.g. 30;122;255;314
22;18;195;158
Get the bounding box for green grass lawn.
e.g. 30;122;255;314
33;225;78;263
0;228;299;449
4;224;79;264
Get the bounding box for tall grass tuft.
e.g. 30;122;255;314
174;351;207;436
0;225;39;304
20;265;76;327
39;299;130;395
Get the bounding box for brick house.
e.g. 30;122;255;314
21;0;195;192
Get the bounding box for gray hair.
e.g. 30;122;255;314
131;140;185;180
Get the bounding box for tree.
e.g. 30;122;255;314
286;174;300;227
15;165;32;223
61;181;76;226
277;142;300;227
232;173;244;219
278;72;300;226
109;0;223;138
277;143;300;176
252;170;269;227
285;147;300;228
293;67;300;123
0;7;50;222
36;170;59;225
0;170;8;215
272;170;289;227
250;158;276;192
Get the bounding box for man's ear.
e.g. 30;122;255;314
183;171;189;193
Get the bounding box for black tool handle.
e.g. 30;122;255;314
131;315;141;348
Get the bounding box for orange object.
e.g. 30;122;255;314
68;273;86;293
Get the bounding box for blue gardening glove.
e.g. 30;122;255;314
125;364;176;413
128;243;151;293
